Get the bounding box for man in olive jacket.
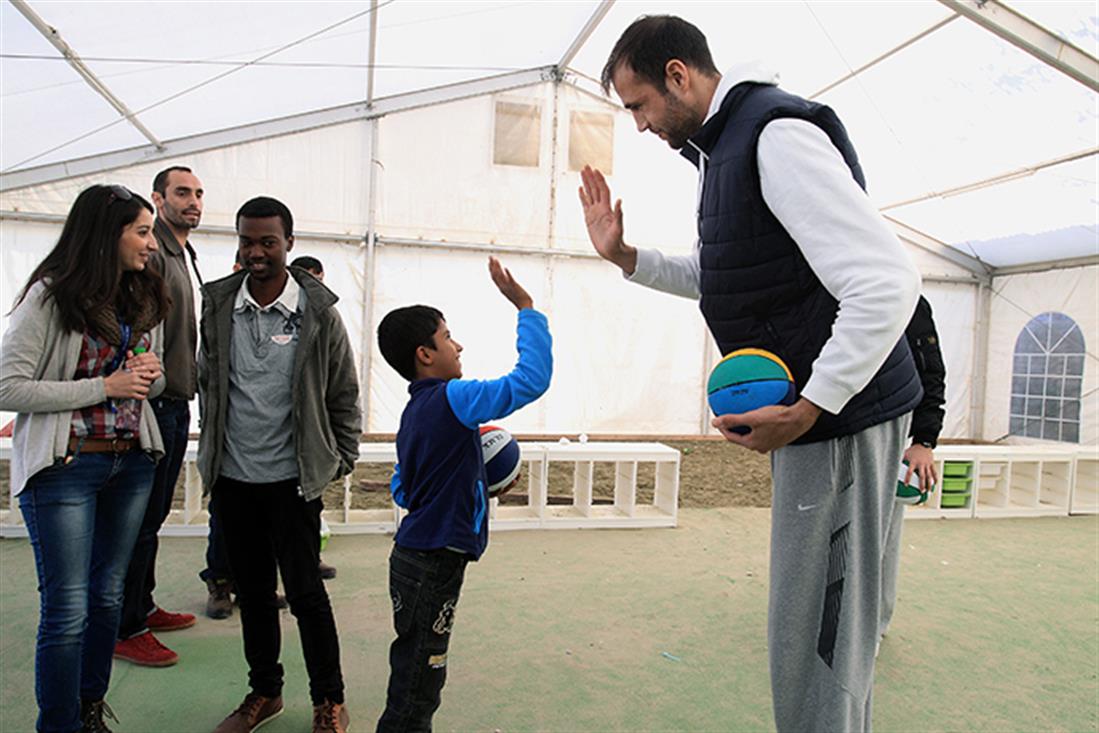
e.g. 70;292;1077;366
197;196;359;733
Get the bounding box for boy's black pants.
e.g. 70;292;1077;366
376;545;469;732
213;476;344;706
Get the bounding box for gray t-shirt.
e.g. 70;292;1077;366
220;275;305;484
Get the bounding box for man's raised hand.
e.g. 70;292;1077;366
578;165;636;274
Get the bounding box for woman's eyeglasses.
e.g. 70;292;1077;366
107;184;133;204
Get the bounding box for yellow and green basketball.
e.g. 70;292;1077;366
707;348;797;424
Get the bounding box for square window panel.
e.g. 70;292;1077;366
1048;355;1066;374
1063;401;1081;421
1066;355;1085;375
1026;398;1043;417
1042;420;1061;441
1027;377;1045;395
1012;377;1027;394
1024;420;1042;438
1014;355;1029;374
1065;378;1082;399
568;111;614;174
493;101;541;168
1010;416;1025;434
1063;422;1080;443
1029;355;1048;375
1045;377;1063;396
1044;400;1061;418
1010;395;1025;416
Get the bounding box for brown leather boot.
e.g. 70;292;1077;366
311;700;349;733
212;693;283;733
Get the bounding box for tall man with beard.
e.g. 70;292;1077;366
579;16;923;732
114;166;204;667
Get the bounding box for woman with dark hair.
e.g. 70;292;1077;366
0;184;169;733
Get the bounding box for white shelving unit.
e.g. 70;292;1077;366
530;441;681;530
905;445;1087;521
0;438;681;537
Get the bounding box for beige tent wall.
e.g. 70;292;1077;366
3;81;1084;443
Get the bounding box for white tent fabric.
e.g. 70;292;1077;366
1;1;1096;444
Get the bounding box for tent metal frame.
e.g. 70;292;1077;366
9;0;164;152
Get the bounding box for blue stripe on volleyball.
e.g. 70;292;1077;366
486;438;521;491
708;380;797;416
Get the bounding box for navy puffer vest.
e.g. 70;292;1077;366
684;83;922;444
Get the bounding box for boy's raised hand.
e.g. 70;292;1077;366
489;256;533;311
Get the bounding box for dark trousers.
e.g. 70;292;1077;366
376;545;469;733
118;397;189;639
199;504;233;584
212;476;344;705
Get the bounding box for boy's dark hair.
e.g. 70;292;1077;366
291;255;323;274
601;15;719;94
152;166;193;195
378;305;445;382
236;196;293;238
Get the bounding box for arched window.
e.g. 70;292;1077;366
1009;312;1085;443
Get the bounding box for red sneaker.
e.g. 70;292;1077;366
146;606;196;631
113;631;179;667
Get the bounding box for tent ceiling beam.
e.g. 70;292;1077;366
886;215;992;280
0;66;557;192
880;146;1099;211
0;209;365;243
9;0;165;151
939;0;1099;92
558;0;615;71
810;13;961;99
992;255;1099;277
377;235;603;260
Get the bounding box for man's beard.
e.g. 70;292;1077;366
164;204;199;231
661;92;702;149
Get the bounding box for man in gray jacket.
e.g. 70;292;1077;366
198;196;359;733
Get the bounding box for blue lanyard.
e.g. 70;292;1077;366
108;320;132;374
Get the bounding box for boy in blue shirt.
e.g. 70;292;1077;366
374;257;552;731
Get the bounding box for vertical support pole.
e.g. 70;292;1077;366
360;119;381;429
970;280;992;440
547;78;561;250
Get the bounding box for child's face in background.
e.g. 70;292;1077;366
427;319;463;380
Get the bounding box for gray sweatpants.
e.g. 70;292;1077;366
878;500;907;641
768;414;910;733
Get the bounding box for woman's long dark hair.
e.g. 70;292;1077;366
16;184;169;333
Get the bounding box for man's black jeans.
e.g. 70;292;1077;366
212;476;344;705
376;545;469;732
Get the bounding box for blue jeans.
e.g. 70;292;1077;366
119;397;190;638
19;451;154;733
